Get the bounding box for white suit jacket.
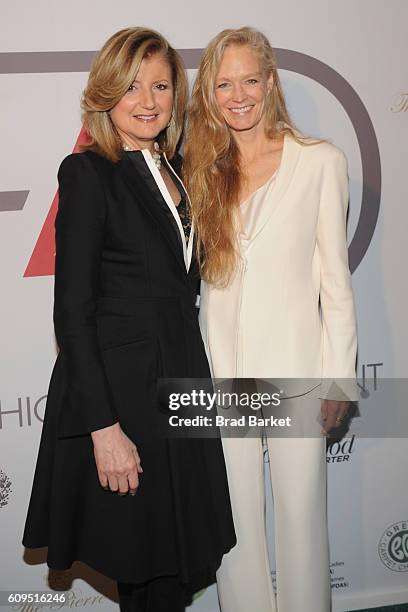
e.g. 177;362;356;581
199;133;358;401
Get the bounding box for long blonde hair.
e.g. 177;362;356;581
81;27;188;162
183;27;302;287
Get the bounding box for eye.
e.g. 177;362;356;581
127;83;137;92
216;82;230;89
155;83;169;91
246;79;259;85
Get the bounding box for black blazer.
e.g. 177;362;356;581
22;149;236;591
54;149;207;439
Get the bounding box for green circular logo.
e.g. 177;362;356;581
378;522;408;572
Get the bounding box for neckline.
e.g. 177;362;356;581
125;148;184;207
139;149;194;272
239;134;286;207
240;168;278;207
123;147;157;157
232;131;301;247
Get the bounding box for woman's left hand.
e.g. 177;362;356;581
321;400;349;435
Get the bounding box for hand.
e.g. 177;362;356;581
91;422;143;495
320;400;349;435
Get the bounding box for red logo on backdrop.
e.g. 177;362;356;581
23;127;91;277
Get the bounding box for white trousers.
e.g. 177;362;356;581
216;433;331;612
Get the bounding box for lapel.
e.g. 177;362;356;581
117;151;187;274
161;152;195;273
241;131;302;250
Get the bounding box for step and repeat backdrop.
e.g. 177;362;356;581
1;1;407;611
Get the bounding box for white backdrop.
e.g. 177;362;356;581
1;1;408;610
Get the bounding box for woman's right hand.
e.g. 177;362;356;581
91;422;143;495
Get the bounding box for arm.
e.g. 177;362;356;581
54;153;143;493
316;148;358;402
54;153;118;438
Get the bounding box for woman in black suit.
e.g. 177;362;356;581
22;27;235;612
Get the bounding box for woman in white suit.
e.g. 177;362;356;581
183;27;358;612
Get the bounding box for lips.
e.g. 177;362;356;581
229;105;254;114
133;114;159;122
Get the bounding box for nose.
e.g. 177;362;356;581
139;86;156;109
231;82;246;103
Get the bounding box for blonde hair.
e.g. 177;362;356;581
183;26;309;287
81;27;188;162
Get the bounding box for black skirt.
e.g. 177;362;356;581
22;310;236;595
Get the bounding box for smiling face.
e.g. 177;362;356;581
214;44;273;135
110;51;173;151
